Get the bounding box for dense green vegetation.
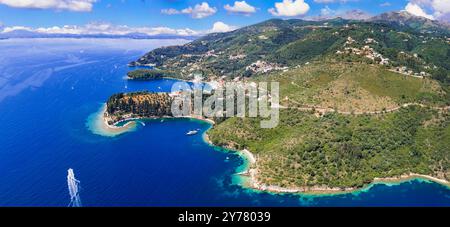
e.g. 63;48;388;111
130;12;450;86
254;62;448;112
106;92;173;124
117;12;450;190
208;107;450;188
127;69;172;80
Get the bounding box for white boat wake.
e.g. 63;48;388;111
67;168;82;207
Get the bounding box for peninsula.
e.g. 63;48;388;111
126;69;174;81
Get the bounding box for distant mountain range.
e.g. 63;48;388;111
307;9;373;21
0;29;199;40
369;11;450;33
0;11;448;40
130;10;449;87
310;10;449;32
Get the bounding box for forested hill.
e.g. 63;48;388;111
130;11;450;86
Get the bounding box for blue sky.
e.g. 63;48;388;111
0;0;448;36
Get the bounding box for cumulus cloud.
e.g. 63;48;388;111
210;21;237;33
269;0;310;17
224;1;256;15
0;22;201;37
432;0;450;14
0;21;238;37
405;2;434;20
405;0;450;21
0;0;97;12
161;2;217;19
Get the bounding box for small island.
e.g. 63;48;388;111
126;69;174;81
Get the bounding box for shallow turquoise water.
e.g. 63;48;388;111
0;38;449;207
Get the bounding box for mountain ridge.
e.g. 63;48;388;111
369;11;450;32
130;10;449;87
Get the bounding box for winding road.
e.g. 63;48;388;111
283;100;450;116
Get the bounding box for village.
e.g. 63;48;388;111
336;36;432;79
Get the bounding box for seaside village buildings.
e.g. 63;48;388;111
336;36;431;78
336;37;390;66
245;60;288;74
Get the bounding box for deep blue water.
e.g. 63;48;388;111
0;38;449;207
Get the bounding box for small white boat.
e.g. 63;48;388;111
186;130;198;136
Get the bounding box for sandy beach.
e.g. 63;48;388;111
87;104;138;137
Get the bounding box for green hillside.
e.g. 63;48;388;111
208;106;450;188
256;62;448;112
118;12;450;190
130;12;450;87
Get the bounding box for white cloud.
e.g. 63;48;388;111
2;26;31;33
406;0;450;21
161;2;217;19
431;0;450;14
1;22;201;37
380;2;391;7
182;2;217;19
405;2;434;20
0;0;97;12
224;1;256;15
211;21;237;33
269;0;310;17
0;21;239;37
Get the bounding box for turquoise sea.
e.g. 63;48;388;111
0;38;449;207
